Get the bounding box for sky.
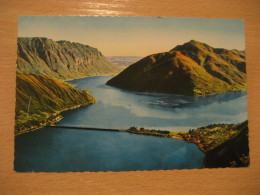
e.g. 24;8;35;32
18;16;245;56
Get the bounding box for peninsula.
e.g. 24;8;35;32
127;121;249;168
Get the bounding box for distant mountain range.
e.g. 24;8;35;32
107;40;246;96
17;37;122;80
106;56;143;66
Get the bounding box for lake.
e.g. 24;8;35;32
14;76;247;172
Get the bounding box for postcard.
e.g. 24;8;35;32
15;16;249;172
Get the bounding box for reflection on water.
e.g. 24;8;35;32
60;76;247;131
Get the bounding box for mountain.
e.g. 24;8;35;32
17;37;122;80
15;74;97;134
106;56;143;66
204;121;249;168
106;40;246;96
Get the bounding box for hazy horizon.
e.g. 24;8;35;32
19;16;245;56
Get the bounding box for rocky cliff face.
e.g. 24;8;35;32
17;37;121;80
107;40;246;96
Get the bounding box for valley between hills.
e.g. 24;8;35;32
15;37;249;168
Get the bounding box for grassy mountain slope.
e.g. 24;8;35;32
17;37;122;80
107;40;246;96
15;74;97;134
203;121;249;168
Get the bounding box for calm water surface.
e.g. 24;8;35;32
60;76;247;131
15;128;204;172
15;76;247;172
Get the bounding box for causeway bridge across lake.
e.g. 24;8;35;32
47;125;127;132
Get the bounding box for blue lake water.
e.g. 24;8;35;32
15;127;204;172
14;76;247;172
60;76;247;131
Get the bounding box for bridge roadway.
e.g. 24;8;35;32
47;125;127;132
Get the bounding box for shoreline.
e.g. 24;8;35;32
66;75;246;98
16;119;249;167
64;74;116;82
169;135;206;152
126;122;247;153
126;129;207;153
106;81;246;97
45;124;206;153
17;119;245;155
15;103;95;136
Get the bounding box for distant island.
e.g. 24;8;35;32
107;40;246;96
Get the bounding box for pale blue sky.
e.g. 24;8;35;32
18;16;245;56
